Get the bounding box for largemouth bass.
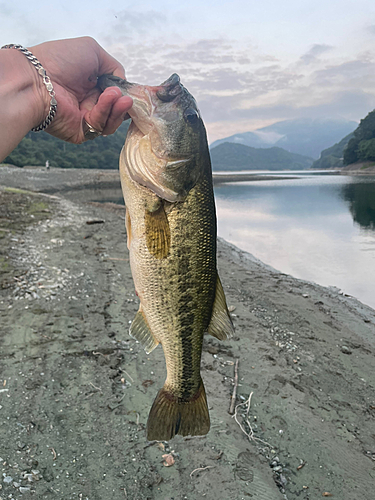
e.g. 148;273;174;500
99;73;234;441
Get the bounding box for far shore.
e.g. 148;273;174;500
212;173;300;184
0;165;344;191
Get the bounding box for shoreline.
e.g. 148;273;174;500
213;173;300;184
1;164;374;192
1;168;375;499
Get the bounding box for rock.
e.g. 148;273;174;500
341;345;352;354
19;486;31;493
207;345;219;355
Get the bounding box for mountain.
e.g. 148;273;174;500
4;121;130;169
311;132;354;169
210;118;358;159
343;109;375;165
210;142;314;171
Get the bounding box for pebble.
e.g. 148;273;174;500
341;345;352;354
3;476;12;484
270;457;280;467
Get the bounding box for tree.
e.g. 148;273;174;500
343;109;375;165
357;138;375;162
343;137;360;165
4;121;130;169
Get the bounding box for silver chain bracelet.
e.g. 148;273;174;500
1;44;57;132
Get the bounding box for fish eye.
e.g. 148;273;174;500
184;108;199;124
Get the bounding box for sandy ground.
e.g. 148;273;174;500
0;167;375;500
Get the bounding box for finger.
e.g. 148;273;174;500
84;87;125;131
101;96;133;136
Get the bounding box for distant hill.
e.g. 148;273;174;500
311;132;354;169
343;109;375;165
210;142;314;171
210;118;358;159
4;121;130;169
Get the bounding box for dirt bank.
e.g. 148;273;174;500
341;161;375;175
0;168;375;500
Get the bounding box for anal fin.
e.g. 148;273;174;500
130;306;159;354
207;275;235;340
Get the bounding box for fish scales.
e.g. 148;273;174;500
123;154;216;397
99;73;234;441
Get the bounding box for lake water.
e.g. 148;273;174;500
85;169;375;310
214;171;375;309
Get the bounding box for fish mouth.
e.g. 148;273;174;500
98;73;184;146
155;73;182;102
98;73;189;161
97;73;183;110
120;74;184;130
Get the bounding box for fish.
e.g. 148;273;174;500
98;73;234;441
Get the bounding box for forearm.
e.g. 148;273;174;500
0;49;48;162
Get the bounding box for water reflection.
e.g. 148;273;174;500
341;180;375;230
79;173;375;308
214;174;375;308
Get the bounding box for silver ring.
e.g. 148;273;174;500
83;119;103;141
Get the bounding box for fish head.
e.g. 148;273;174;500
98;74;207;202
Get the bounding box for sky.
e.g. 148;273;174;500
1;0;375;143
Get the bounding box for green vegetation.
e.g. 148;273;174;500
343;109;375;165
311;132;354;169
342;181;375;229
4;121;130;169
210;142;313;171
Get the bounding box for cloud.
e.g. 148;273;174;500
0;2;12;16
103;10;167;44
314;59;375;85
103;29;375;142
299;44;333;64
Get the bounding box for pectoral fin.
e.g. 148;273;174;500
207;276;235;340
125;209;132;250
130;306;159;354
145;203;171;259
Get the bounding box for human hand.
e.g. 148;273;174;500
30;37;133;143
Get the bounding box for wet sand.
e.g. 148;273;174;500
1;166;375;500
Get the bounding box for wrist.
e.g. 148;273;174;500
28;59;52;130
1;48;50;129
27;44;58;131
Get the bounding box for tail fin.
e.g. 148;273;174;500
146;379;210;441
